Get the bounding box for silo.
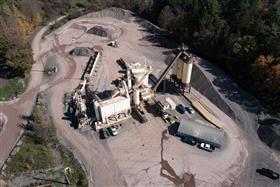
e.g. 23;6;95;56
127;70;132;90
142;74;149;87
171;60;178;81
181;60;193;92
176;59;184;84
94;100;101;121
133;89;140;105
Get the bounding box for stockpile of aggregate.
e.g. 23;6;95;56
257;118;280;151
69;47;94;56
191;64;236;119
87;26;108;37
85;7;131;22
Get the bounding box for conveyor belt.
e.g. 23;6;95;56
183;92;223;128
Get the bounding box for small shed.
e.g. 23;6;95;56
157;101;169;110
177;119;225;148
166;97;176;110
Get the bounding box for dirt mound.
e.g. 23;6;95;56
87;26;108;37
85;7;132;22
69;47;94;56
257;118;280;151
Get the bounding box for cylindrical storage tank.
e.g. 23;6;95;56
143;75;149;87
127;70;132;89
94;100;101;121
135;75;142;85
182;62;193;86
79;101;87;113
133;89;140;105
172;61;178;76
176;59;184;83
171;61;178;81
131;68;146;74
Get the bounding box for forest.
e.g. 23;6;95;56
0;0;279;111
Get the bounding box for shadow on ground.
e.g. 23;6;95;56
257;118;280;151
196;59;261;114
134;17;177;50
62;110;79;129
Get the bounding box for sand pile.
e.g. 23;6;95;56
87;26;108;37
69;47;94;56
257;118;280;151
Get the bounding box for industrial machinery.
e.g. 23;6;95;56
153;43;193;93
91;44;194;129
66;49;100;129
69;80;92;128
66;44;195;130
93;80;131;130
81;51;100;80
156;97;176;111
108;41;118;48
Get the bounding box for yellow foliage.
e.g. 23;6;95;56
256;55;275;66
18;18;32;36
11;4;33;38
32;14;42;28
273;64;280;78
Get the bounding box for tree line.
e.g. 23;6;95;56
0;0;75;78
0;0;279;111
111;0;280;111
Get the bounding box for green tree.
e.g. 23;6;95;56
4;36;32;77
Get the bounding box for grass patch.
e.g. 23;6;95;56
59;145;88;187
74;0;87;5
0;78;25;100
3;93;88;186
4;135;53;176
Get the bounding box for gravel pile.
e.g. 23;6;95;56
87;26;108;37
191;64;235;119
69;47;94;56
257;118;280;151
85;7;132;23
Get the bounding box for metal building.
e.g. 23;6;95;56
177;119;225;148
